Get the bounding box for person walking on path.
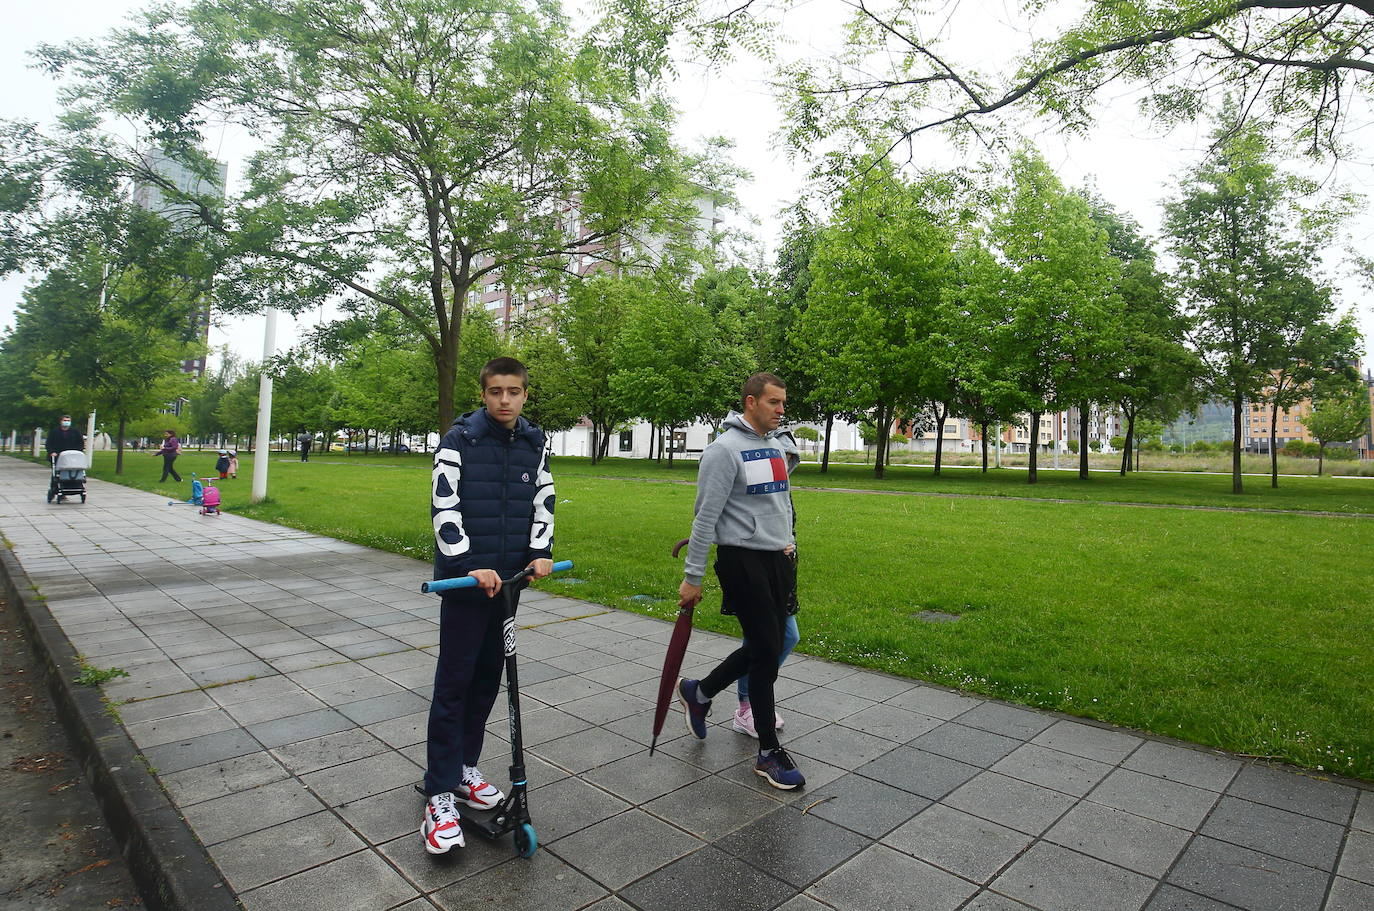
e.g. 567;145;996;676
297;430;313;461
44;415;85;461
678;372;805;789
421;357;556;855
151;429;182;483
734;612;800;738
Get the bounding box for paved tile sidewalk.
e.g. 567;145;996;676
2;456;1370;911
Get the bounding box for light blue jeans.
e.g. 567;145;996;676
737;614;800;701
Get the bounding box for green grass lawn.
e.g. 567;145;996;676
557;456;1374;515
35;448;1374;779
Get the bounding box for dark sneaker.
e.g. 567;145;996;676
755;748;805;790
678;678;711;739
421;792;464;854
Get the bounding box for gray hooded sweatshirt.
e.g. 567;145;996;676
683;412;801;586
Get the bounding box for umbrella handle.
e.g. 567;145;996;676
671;537;689;558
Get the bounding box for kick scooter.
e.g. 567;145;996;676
421;559;573;858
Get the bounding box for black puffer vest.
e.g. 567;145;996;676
431;409;551;585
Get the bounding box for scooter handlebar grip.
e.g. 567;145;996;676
422;560;573;593
421;576;480;594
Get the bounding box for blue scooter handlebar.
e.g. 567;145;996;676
422;560;573;594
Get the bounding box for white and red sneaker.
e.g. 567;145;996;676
421;792;464;854
460;765;504;811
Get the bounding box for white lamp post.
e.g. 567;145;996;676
250;308;278;504
85;412;96;465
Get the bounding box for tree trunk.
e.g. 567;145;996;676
1231;394;1244;494
435;340;458;433
1079;402;1090;480
1027;412;1040;484
114;417;125;478
1269;402;1279;488
821;413;833;473
667;426;675;468
1318;442;1326;475
980;420;989;472
932;402;947;475
590;421;600;465
597;425;611;461
874;404;890;480
648;423;656;461
1120;411;1135;476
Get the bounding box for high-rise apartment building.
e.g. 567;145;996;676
132;149;228;379
472;193;720;330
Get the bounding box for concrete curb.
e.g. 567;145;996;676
0;545;241;911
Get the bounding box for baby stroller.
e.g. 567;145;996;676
48;450;88;504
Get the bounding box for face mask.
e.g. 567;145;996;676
60;421;71;429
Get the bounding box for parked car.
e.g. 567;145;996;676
380;443;411;453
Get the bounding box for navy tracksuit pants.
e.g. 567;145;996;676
423;588;521;797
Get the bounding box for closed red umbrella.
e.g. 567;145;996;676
649;538;694;755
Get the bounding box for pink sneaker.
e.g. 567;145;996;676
732;704;759;738
732;704;785;737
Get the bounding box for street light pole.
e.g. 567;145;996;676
250;308;278;504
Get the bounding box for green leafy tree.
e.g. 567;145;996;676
612;280;752;467
769;203;836;466
797;162;956;479
553;274;641;463
1165;123;1348;493
188;348;244;446
939;236;1024;473
1084;194;1201;476
1256;312;1361;487
271;360;340;449
17;0;686;431
974;152;1123;484
13;250;205;472
0;309;53;437
216;369;263;445
770;0;1374;162
512;324;583;436
1305;379;1371;475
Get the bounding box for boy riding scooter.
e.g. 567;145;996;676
421;357;556;854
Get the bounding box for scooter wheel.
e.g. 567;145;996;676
80;494;86;503
46;490;54;503
514;823;537;858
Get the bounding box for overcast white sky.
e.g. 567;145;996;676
3;0;1370;364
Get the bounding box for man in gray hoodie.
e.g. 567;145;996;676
677;372;805;789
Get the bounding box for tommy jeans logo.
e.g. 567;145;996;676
740;448;789;494
521;472;530;482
